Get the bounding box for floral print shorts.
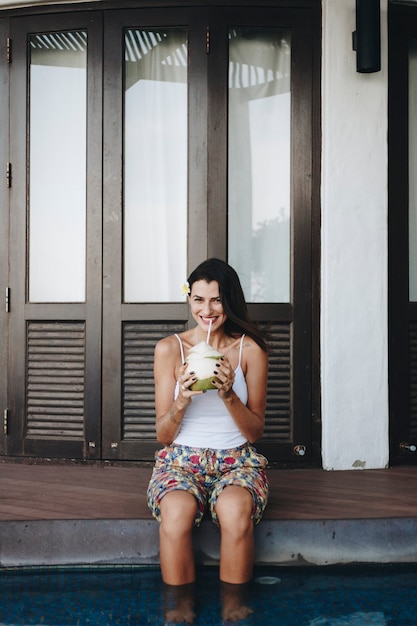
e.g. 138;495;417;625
147;442;269;527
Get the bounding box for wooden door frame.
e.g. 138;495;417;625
7;11;103;459
388;3;417;465
0;18;10;456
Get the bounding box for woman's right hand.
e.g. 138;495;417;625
154;336;201;444
177;363;200;401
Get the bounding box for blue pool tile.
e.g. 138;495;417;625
0;564;416;625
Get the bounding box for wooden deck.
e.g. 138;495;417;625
1;460;417;522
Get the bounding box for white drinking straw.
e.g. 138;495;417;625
206;318;213;344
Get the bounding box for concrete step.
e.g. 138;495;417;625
1;517;417;568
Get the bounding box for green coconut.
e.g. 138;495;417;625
186;342;223;391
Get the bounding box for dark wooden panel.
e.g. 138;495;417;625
388;6;417;464
264;322;291;441
410;323;417;440
26;322;86;438
122;322;187;442
0;17;10;457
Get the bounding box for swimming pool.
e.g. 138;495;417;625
0;563;416;625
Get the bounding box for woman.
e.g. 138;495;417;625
147;258;269;622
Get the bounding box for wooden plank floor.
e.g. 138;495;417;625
0;461;417;522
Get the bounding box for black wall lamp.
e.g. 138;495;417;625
352;0;381;73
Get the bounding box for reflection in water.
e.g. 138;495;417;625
1;564;415;625
309;612;387;625
161;573;392;624
220;581;254;622
163;580;255;624
160;580;388;625
163;582;195;624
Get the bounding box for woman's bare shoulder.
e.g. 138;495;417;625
155;335;180;358
242;335;264;352
241;335;268;367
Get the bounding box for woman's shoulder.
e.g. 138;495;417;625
241;334;262;350
155;332;193;358
240;334;268;363
155;334;181;358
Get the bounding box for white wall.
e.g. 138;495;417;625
321;0;389;469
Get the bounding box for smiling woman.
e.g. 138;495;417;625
188;281;227;336
147;257;270;622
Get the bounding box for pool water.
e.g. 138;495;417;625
0;563;416;625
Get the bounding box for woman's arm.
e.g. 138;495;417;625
154;336;201;445
214;338;268;443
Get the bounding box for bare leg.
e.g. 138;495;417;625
159;491;197;623
159;490;197;585
220;581;253;623
163;582;195;624
215;485;255;583
215;486;255;622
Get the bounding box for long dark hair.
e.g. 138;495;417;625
187;258;268;352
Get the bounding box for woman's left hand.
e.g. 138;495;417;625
212;355;235;398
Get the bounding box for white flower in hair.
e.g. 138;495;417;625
181;281;191;296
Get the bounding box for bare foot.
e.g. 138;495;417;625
165;606;196;624
220;581;254;623
163;582;196;624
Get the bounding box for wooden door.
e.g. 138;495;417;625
3;2;320;466
100;5;320;465
389;4;417;464
7;12;103;459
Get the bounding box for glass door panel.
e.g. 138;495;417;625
28;32;87;303
228;28;291;303
123;28;188;303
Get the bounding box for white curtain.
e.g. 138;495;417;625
228;30;291;303
124;30;188;302
29;34;87;303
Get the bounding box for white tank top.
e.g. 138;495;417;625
173;334;248;449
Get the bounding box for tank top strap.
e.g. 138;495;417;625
174;333;185;363
175;333;244;367
238;334;245;368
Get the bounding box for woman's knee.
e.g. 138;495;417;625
215;486;253;532
160;491;197;533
